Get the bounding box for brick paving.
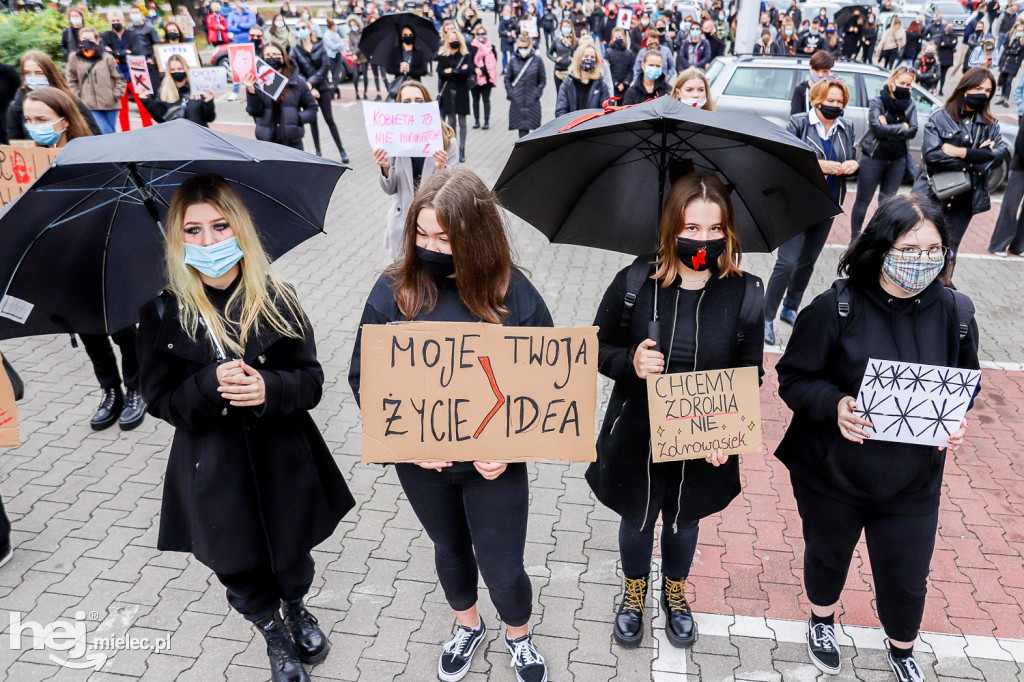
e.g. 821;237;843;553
0;47;1022;681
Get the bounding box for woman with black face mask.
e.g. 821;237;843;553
765;78;857;345
140;54;216;127
911;67;1007;285
587;171;764;652
437;29;475;163
349;167;552;682
852;66;919;241
65;26;126;135
387;26;429;81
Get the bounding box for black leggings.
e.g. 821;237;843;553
938;64;951;93
618;462;700;579
309;93;345;157
395;462;533;627
999;69;1017;99
472;84;492;123
216;553;316;624
792;477;938;643
80;326;140;391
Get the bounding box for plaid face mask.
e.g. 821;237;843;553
882;251;944;295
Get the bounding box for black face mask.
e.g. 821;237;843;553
964;92;991;110
448;40;460;49
613;38;624;47
675;237;726;272
166;32;180;41
818;104;843;120
81;39;99;53
112;22;124;32
893;85;911;100
402;34;415;45
265;57;284;70
416;246;455;278
252;38;263;51
171;71;188;83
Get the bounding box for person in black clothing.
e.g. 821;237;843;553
842;13;862;60
606;27;634;100
775;194;978;680
138;174;353;682
126;8;163;92
290;18;349;163
387;25;430;82
141;54;216;126
790;50;834;116
916;44;940;92
0;60;21;146
799;17;825;54
988;106;1024;254
244;44;318;151
900;18;923;67
437;29;474;163
622;50;669;104
851;66;919;241
995;25;1024;105
701;19;725;58
936;23;957;94
587;172;764;652
60;7;85;58
499;5;519;71
349;167;550;682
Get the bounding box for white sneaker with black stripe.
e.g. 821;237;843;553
438;620;486;682
806;616;841;675
504;632;548;682
887;641;926;682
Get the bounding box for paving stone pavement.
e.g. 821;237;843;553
1;46;1022;681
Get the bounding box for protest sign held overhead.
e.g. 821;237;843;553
647;366;762;462
362;101;444;157
254;57;288;100
126;55;153;95
229;43;257;84
359;322;598;463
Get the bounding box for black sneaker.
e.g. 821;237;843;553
887;642;926;682
438;620;486;682
504;632;547;682
806;616;841;675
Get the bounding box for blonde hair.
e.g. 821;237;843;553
568;41;601;78
438;28;468;56
670;67;715;110
159;54;190;103
396;80;457;150
164;174;305;356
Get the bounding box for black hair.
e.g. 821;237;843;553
838;194;949;289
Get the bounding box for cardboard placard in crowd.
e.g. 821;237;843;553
522;17;538;37
647;366;762;462
854;358;981;447
0;146;58;208
154;42;202;71
0;352;19;448
358;322;599;463
362;100;444;157
126;55;153;95
189;67;229;94
616;8;635;30
254;57;288;100
229;43;257;84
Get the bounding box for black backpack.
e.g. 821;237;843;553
832;279;974;340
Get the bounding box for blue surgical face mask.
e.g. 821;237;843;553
183;236;244;278
690;27;701;38
562;25;572;35
295;26;310;39
25;118;64;147
24;75;49;90
644;65;662;80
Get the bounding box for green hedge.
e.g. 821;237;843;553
0;9;110;67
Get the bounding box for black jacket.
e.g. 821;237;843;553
860;92;918;160
504;50;546;130
622;74;669;105
499;17;519;50
437;49;475;117
245;71;318;145
549;36;575;72
999;37;1024;76
290;40;330;91
912;107;1008;214
137;287;354;574
0;63;21;146
790;79;811;116
605;43;634;94
60;26;81;57
937;32;958;66
142;87;217;126
585;262;764;529
126;22;161;59
902;27;922;60
787;111;857;204
386;45;429;80
917;55;940;89
555;75;610;117
6;88;102;141
775;278;980;514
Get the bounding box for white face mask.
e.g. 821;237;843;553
130;13;143;23
678;96;707;108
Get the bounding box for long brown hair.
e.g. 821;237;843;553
19;51;75;98
389;168;515;323
945;66;996;125
653;171;742;285
24;87;93;143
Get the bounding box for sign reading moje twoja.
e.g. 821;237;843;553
359;322;598;463
647;366;762;462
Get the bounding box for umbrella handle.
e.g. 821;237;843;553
647;321;661;354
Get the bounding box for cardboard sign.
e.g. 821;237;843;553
0;351;18;448
154;42;202;71
521;17;538;37
616;8;635;29
0;146;58;207
362;100;444;157
254;57;288;100
229;43;257;84
855;358;981;446
358;322;599;463
127;55;153;95
189;67;228;94
647;366;762;462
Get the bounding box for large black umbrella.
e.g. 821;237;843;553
494;96;842;257
0;120;347;340
834;5;869;30
360;12;441;68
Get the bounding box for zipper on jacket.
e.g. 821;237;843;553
674;287;706;533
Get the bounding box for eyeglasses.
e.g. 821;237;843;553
891;245;948;262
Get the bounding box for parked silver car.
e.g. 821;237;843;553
705;54;1016;188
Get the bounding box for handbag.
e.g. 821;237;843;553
386;74;407;102
928;170;972;200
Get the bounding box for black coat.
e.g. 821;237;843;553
290;40;330;91
60;26;81;57
585;263;765;529
245;71;318;146
937;32;958;66
142;87;217;126
999;37;1024;77
555;75;610;117
775;278;980;514
0;63;21;146
499;17;520;50
437;49;474;117
137;289;354;574
606;43;634;95
621;74;669;105
386;45;429;79
504;50;545;130
902;28;923;60
6;88;102;141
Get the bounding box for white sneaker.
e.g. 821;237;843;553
887;641;926;682
227;92;239;101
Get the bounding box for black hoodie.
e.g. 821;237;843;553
775;277;980;514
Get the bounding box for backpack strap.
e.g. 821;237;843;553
948;289;975;341
620;254;654;337
834;278;852;318
735;274;764;343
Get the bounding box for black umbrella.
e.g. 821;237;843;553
0;120;347;341
360;12;441;68
494;96;842;258
834;5;869;30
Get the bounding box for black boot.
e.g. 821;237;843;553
340;148;350;164
459;147;466;163
282;600;331;665
482;120;489;130
662;576;697;648
613;574;648;648
90;387;123;431
257;612;310;682
473;119;481;129
118;387;146;431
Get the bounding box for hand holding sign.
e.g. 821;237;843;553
363;101;445;157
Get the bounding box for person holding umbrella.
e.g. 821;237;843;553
437;28;475;164
774;194;977;680
554;42;610;117
291;18;350;163
388;25;430;82
243;45;319;152
349;167;551;682
140;54;216;127
586;171;764;651
137;173;353;682
505;32;546;138
764;78;858;345
23;87;147;431
374;80;458;260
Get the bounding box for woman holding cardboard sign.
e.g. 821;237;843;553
587;172;765;651
349;168;552;682
775;194;979;680
139;54;215;127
